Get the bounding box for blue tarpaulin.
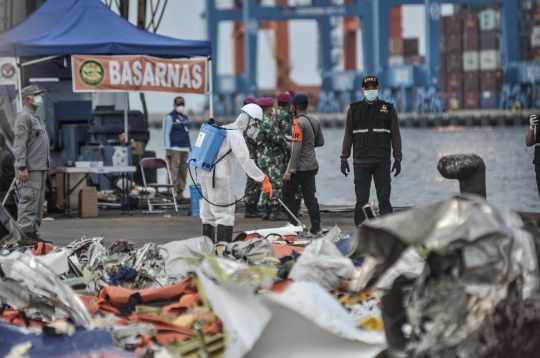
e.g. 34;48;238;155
0;0;211;58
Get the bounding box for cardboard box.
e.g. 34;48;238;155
56;163;87;210
78;187;98;218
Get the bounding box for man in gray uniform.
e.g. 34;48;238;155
13;85;50;245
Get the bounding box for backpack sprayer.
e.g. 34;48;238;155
186;123;256;207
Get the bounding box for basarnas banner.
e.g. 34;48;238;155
72;55;206;94
0;58;17;86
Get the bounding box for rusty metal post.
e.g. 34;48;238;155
437;154;486;198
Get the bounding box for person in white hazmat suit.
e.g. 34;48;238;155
200;103;274;242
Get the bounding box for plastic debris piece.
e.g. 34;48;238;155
360;317;384;332
289;239;355;291
159;237;214;277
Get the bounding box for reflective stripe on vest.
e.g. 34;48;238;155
353;129;368;133
373;129;390;133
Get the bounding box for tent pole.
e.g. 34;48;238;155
124;92;129;144
20;55;60;67
208;56;213;118
16;56;22;112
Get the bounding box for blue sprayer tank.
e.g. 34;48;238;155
187;123;227;171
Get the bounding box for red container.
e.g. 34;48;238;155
440;71;447;90
464;91;480;109
479;70;502;91
529;48;540;61
463;72;480;92
446;34;463;54
447;72;464;92
462;12;479;32
440;34;447;54
403;38;419;56
463;32;479;51
389;38;404;56
445;53;463;72
443;15;463;35
445;91;463;111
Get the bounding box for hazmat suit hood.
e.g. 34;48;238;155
222;112;251;131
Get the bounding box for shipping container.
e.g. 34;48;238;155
481;90;499;109
480;10;500;31
479;70;502;91
389;55;405;66
464;91;480;109
445;92;463;111
462;12;479;32
520;18;534;35
480;30;499;50
464;32;479;51
404;55;424;65
440;33;447;54
447;72;464;92
532;6;540;25
446;53;463;72
443;15;463;35
520;35;532;53
446;34;463;54
463;72;480;92
479;50;499;71
403;38;419;56
532;27;540;48
389;38;404;56
463;51;479;72
529;47;540;61
440;71;447;90
519;0;534;11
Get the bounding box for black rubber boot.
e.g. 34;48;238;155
203;224;215;242
245;204;263;219
216;225;234;243
269;205;288;221
261;205;271;220
296;199;303;217
19;233;52;247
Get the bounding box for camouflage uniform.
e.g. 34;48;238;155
257;113;287;207
277;107;303;201
244;135;261;205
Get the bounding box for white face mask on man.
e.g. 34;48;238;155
175;105;185;114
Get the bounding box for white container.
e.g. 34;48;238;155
479;10;500;32
388;56;405;66
532;27;540;48
463;51;479;72
479;50;499;71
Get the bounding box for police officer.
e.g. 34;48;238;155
13;85;51;245
277;92;303;217
163;96;191;202
243;96;263;218
257;97;288;221
340;76;403;226
526;114;540;195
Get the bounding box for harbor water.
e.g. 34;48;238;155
146;125;540;212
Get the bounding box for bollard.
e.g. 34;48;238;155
437;154;486;197
189;184;202;216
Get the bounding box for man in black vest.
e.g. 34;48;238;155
525;114;540;195
340;76;403;226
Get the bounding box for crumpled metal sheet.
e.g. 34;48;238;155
159;236;214;277
289;239;355;291
226;238;275;263
0;251;93;328
35;248;70;276
352;194;540;357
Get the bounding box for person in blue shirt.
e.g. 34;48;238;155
163;97;191;202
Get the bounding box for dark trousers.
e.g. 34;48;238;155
282;169;320;230
354;160;392;226
536;171;540;196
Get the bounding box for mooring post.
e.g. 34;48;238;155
437;154;486;198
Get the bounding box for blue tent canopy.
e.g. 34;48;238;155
0;0;211;58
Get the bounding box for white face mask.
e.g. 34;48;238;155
271;108;276;117
245;117;261;139
175;105;184;114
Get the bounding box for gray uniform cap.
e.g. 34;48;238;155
21;85;44;99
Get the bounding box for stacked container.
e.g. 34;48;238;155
440;9;503;111
519;0;540;61
388;38;423;67
479;9;502;109
441;14;463;109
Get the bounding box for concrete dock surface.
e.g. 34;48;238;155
38;204;357;246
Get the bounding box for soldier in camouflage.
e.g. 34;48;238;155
256;97;288;221
277;92;303;217
242;97;263;218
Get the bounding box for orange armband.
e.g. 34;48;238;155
291;118;303;142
